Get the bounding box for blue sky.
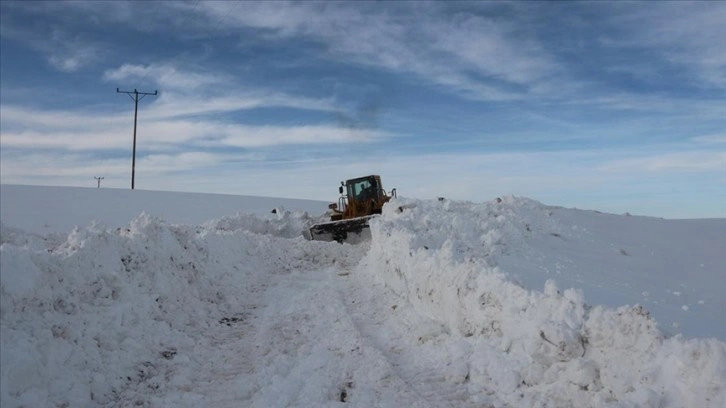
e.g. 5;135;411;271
1;1;724;218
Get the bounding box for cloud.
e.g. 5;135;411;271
0;16;102;72
0;130;128;151
14;2;553;101
219;124;384;147
138;152;234;173
642;4;726;88
0;152;128;179
47;45;98;72
0;105;126;130
145;91;337;120
0;150;239;182
2;57;359;154
691;134;726;145
599;151;726;173
8;2;723;103
103;64;229;91
424;13;555;86
0;100;384;153
177;2;725;102
101;63;339;117
598;2;726;89
159;2;559;101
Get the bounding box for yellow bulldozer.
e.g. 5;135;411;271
309;175;396;243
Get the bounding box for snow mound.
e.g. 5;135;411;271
205;207;323;239
1;211;359;407
358;196;726;407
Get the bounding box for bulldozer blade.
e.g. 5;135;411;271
308;216;373;244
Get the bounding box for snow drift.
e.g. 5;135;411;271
1;187;724;407
360;197;725;406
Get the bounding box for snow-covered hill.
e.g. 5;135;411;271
0;185;326;235
1;185;724;407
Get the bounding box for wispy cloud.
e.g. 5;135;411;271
169;1;726;102
145;91;337;120
0;102;384;152
599;151;726;173
2;61;362;152
102;63;339;117
691;134;726;145
0;15;102;72
0;151;242;181
598;2;726;89
103;63;229;91
638;4;726;88
0;129;128;151
139;152;234;173
43;1;556;101
198;2;557;100
0;152;128;179
10;1;723;102
46;40;99;72
0;105;126;130
220;124;384;147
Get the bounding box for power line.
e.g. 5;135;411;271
116;88;158;190
94;176;104;188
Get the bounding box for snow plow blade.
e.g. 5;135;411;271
308;216;373;244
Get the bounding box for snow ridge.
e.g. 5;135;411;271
358;196;725;407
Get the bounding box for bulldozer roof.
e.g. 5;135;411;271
345;175;380;184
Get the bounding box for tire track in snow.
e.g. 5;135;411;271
241;266;431;407
168;236;428;407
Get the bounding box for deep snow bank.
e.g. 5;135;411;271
0;210;358;407
360;196;726;407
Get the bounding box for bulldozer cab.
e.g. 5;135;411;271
338;175;391;220
346;175;381;203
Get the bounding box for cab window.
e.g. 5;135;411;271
351;179;375;200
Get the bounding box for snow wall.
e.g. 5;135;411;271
360;197;725;407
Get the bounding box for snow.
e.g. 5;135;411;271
0;185;326;235
1;184;725;407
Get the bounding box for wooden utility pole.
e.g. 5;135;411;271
94;176;104;188
116;88;157;189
